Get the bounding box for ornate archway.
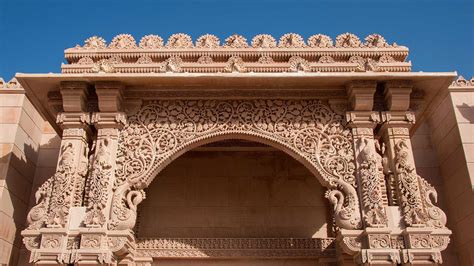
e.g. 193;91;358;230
110;99;361;232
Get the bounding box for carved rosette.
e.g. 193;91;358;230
139;35;164;49
335;33;362;48
251;34;277;48
166;33;193;48
357;138;388;227
195;34;220;48
224;34;249;48
394;140;427;226
109;34;137;49
308;34;333;48
278;33;305;48
115;100;360;229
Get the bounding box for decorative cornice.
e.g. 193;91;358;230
63;33;410;74
449;76;474;91
0;77;25;94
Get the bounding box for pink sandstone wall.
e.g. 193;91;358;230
137;150;330;239
0;82;61;265
424;85;474;266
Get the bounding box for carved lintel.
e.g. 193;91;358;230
95;82;124;112
346;80;377;111
384;80;413;111
60;81;89;112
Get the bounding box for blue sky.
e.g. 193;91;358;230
1;0;473;80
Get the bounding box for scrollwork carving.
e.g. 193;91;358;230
418;175;447;228
358;138;388;227
109;183;146;230
394;140;427;226
115;100;360;229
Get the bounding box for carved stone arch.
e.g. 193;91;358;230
111;99;361;231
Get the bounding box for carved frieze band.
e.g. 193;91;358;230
136;238;336;258
114;99;361;229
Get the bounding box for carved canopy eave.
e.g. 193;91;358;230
16;72;457;135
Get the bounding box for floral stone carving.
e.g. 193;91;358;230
159;56;183;73
115;99;360;229
139;35;164;49
251;34;277;48
195;34;220;48
335;33;362;48
83;36;107;49
224;56;246;73
289;56;310;72
166;33;193;48
224;34;249;48
357;138;388;227
109;34;137;49
278;33;306;48
308;34;333;48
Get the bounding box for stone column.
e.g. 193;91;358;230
379;80;451;265
341;81;399;265
76;82;134;265
22;81;92;264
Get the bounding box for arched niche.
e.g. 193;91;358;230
135;138;331;239
110;100;361;231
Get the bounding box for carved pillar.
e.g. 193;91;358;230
76;82;135;265
379;81;450;265
22;82;92;264
342;81;400;265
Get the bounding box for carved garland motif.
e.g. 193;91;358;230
114;100;361;230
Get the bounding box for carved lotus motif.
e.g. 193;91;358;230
166;33;193;48
196;34;220;48
251;34;277;48
197;56;214;64
278;33;305;48
109;34;137;49
288;56;310;72
83;36;107;49
136;56;153;64
365;34;389;48
308;34;333;48
257;55;274;64
225;56;246;72
379;55;395;63
335;33;362;48
318;55;335;63
139;35;164;49
77;57;94;65
224;34;249;48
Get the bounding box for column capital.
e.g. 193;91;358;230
379;111;416;134
346;111;381;129
383;80;413;111
91;112;127;130
346;80;377;111
95;81;124;112
60;81;89;112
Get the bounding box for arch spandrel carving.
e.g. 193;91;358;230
114;99;362;230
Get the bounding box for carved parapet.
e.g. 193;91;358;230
401;227;451;265
22;228;71;264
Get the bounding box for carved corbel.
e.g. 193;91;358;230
60;81;89;112
346;80;377;111
95;81;124;112
383;80;412;111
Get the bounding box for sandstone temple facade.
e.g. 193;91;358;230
0;33;473;265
